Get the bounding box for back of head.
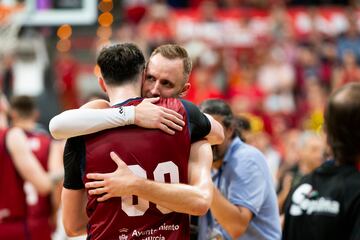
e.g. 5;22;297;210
10;95;36;119
97;43;145;86
199;99;234;132
325;82;360;165
150;44;192;81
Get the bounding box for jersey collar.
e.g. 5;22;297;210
112;97;143;107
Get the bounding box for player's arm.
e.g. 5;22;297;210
49;98;184;139
6;127;53;195
48;140;65;224
180;99;224;145
86;141;214;216
62;188;87;237
61;137;88;237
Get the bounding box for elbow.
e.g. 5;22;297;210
214;130;225;145
36;181;52;196
64;222;85;237
228;226;246;239
193;201;211;216
49;117;65;140
207;126;224;145
64;227;83;238
190;192;212;216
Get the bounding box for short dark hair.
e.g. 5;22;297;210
199;99;236;138
324;82;360;165
10;95;36;118
97;43;145;86
235;116;251;142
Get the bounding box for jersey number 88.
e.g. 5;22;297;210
122;161;179;216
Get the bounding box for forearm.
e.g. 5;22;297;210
133;179;211;216
8;128;52;195
133;141;213;216
62;188;88;237
49;107;134;139
211;188;250;238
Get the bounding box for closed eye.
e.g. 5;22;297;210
161;80;174;88
146;75;155;82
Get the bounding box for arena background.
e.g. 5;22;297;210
0;0;358;239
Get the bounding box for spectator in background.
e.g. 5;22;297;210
251;130;281;188
332;51;360;89
138;2;175;53
278;130;326;212
337;17;360;64
198;99;281;240
257;46;296;115
282;82;360;240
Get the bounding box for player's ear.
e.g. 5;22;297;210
98;77;107;93
178;83;190;98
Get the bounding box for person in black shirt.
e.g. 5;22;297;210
282;82;360;240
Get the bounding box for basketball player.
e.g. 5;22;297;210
10;95;63;240
62;43;214;239
0;120;60;239
50;44;222;214
49;44;223;144
282;82;360;240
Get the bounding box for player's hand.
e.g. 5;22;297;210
135;97;185;135
85;152;139;202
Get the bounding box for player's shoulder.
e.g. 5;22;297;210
157;97;184;110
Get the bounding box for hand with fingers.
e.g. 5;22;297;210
85;152;140;202
134;97;185;135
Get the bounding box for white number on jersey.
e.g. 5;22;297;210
121;161;179;216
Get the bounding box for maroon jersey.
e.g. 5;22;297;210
64;98;211;240
24;129;53;240
86;98;191;240
0;128;28;240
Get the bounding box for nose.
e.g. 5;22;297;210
150;81;161;97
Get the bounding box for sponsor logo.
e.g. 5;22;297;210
118;234;128;240
129;223;180;239
118;228;129;240
119;107;124;115
289;183;340;216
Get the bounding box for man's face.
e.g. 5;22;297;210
141;53;190;98
211;115;234;163
300;136;325;170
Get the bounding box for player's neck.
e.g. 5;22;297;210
12;119;36;131
107;83;141;106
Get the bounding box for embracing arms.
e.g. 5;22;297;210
49;98;224;145
86;140;214;216
50;98;185;139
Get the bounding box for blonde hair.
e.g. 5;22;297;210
150;44;192;81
